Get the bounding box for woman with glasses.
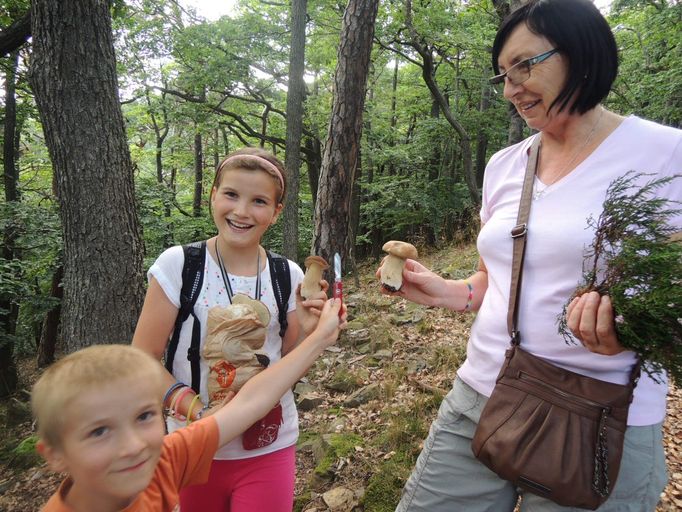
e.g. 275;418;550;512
379;1;681;511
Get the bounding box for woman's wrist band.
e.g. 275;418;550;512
463;280;474;311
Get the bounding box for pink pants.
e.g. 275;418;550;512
179;445;296;512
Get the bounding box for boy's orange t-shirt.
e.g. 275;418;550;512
41;416;219;512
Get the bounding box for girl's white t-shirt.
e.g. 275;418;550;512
458;116;682;426
149;245;304;459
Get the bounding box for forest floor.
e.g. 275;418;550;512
0;241;680;511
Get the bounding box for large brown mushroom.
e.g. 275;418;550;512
380;240;418;292
301;255;329;299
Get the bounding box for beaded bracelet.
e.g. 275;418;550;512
463;280;474;311
186;394;203;425
163;382;186;409
195;406;209;421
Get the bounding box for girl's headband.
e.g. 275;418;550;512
218;154;285;200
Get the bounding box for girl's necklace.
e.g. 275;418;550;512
215;240;261;302
533;107;604;201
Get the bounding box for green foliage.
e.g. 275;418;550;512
607;2;681;126
363;451;413;512
0;198;61;355
0;433;41;473
558;172;682;384
313;432;364;477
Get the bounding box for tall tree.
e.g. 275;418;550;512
403;0;479;205
0;49;21;395
29;0;145;352
282;0;308;261
312;0;380;272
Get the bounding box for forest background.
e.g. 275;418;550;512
0;0;680;510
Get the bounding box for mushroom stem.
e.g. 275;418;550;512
381;255;406;292
301;265;324;299
380;240;417;292
301;256;329;299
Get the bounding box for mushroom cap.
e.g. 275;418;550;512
382;240;418;260
232;293;271;326
304;255;329;270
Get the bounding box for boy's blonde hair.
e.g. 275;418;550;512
31;344;164;448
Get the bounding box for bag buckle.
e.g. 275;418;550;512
511;223;527;238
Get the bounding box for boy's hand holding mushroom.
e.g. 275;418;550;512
297;255;330;335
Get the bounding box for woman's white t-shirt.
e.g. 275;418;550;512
458;116;682;426
149;244;304;459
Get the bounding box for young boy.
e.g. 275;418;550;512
32;298;344;512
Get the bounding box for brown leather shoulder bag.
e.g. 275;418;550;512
471;138;640;510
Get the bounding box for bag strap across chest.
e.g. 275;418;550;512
164;242;291;394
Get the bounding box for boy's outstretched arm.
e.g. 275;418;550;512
214;298;346;447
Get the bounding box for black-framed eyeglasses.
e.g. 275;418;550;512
489;49;558;87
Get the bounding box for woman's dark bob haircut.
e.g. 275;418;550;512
492;0;618;115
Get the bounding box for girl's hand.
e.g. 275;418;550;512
312;298;347;345
566;291;624;355
376;258;449;307
296;281;329;335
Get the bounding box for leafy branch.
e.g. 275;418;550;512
558;171;682;384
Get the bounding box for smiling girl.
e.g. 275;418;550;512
132;148;327;512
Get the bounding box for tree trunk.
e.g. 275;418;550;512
29;0;145;352
37;263;63;367
0;50;20;395
305;137;321;214
312;0;379;277
283;0;307;261
476;83;491;187
349;149;362;287
507;105;525;145
193;130;203;217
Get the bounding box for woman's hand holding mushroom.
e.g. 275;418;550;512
377;258;449;307
380;241;418;292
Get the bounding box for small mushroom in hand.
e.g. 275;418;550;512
301;255;329;300
381;241;418;292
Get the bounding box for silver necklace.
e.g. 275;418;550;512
215;240;261;302
533;107;604;201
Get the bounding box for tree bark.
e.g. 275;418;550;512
312;0;380;276
282;0;308;261
0;50;20;395
29;0;145;352
193;130;203;217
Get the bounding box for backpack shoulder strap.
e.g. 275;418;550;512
165;240;206;394
266;250;291;338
